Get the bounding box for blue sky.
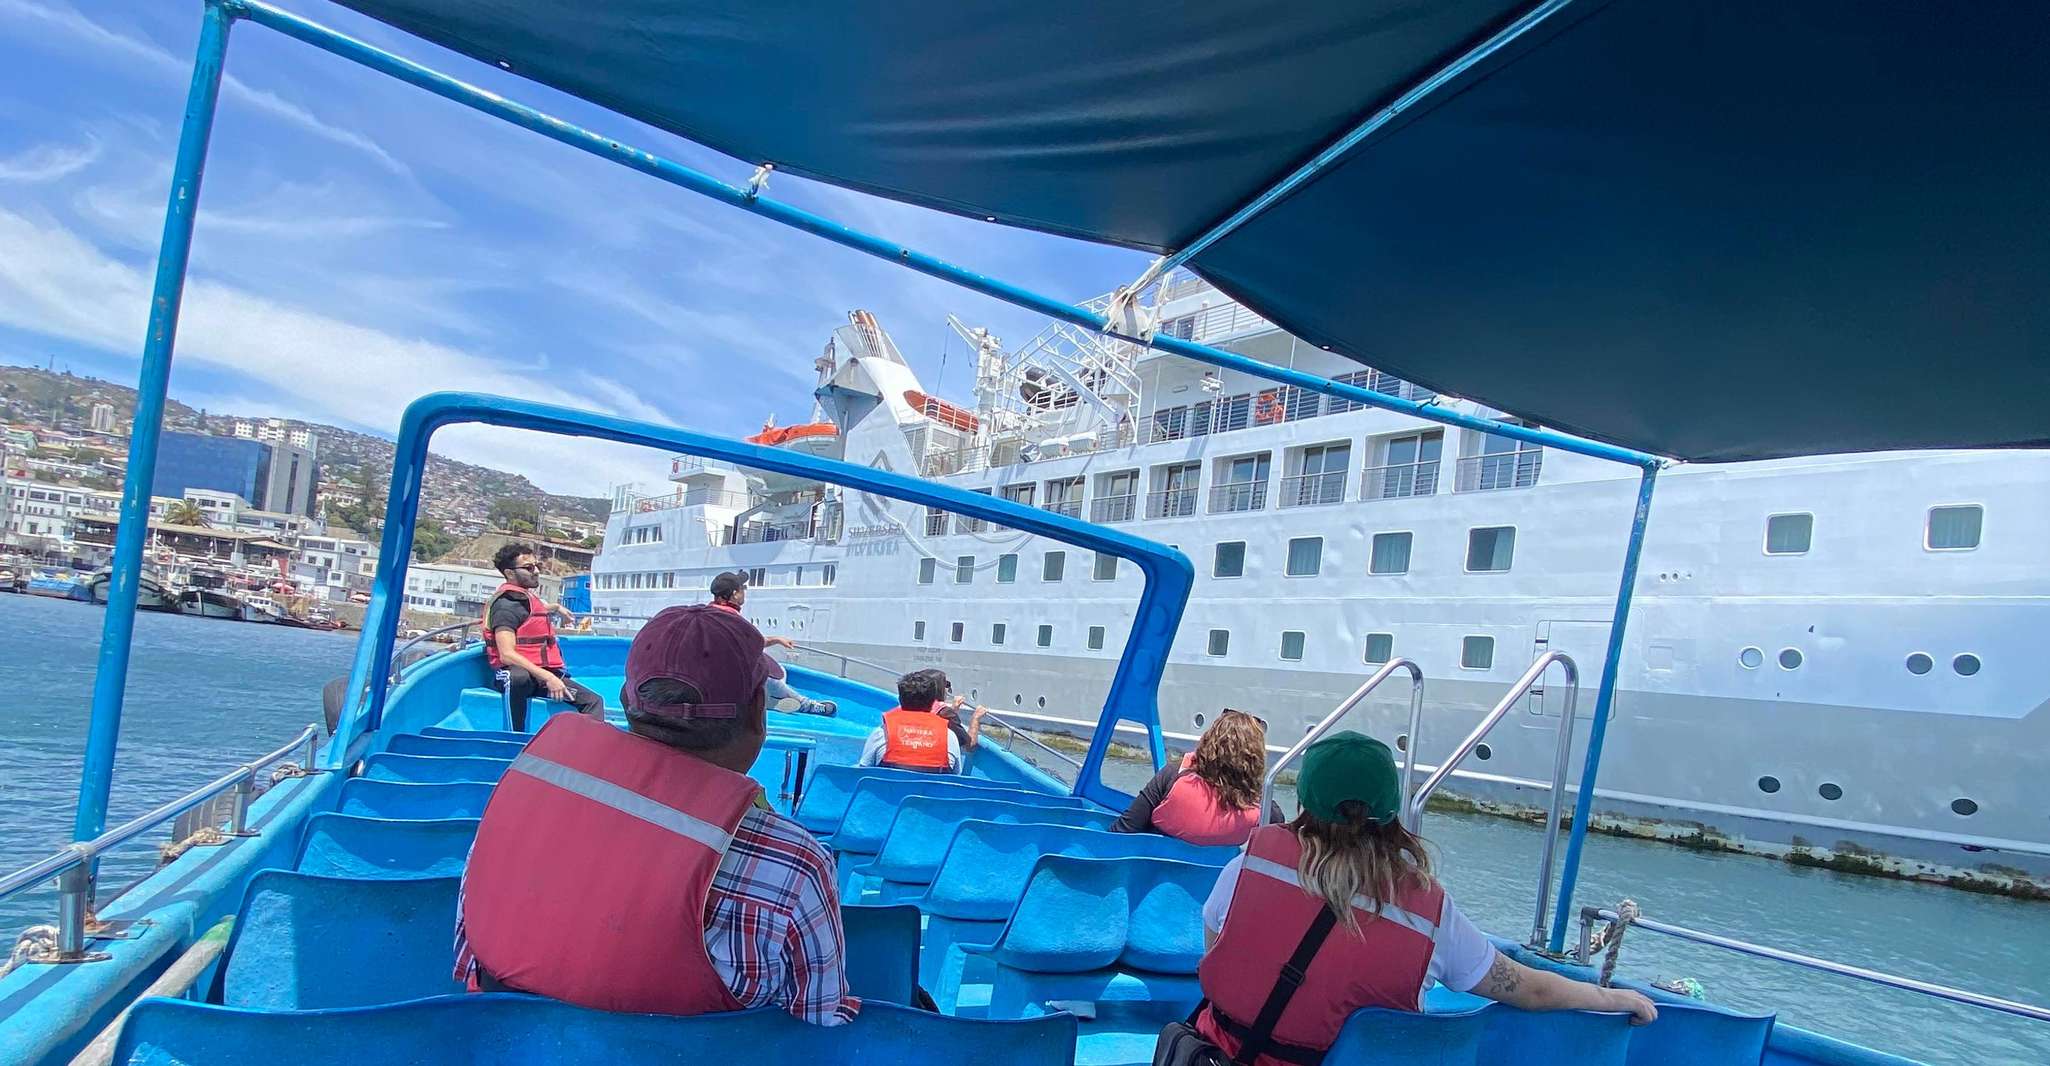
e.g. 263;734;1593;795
0;1;1151;494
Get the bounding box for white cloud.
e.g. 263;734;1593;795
74;168;449;246
0;206;667;493
0;136;101;182
0;0;410;176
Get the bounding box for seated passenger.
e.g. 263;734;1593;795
454;604;857;1024
858;668;985;773
1194;732;1654;1064
1111;708;1279;846
710;570;836;716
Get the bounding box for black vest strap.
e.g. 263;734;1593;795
1223;904;1341;1066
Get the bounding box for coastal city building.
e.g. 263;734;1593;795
153;430;321;518
232;416;318;453
89;403;116;434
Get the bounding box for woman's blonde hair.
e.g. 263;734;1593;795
1291;802;1433;931
1189;708;1267;811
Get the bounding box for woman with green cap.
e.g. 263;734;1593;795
1188;731;1656;1065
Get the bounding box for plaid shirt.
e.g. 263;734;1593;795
455;798;860;1025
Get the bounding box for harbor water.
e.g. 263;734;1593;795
0;594;2042;1063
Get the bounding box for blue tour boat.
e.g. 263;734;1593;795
0;2;2044;1065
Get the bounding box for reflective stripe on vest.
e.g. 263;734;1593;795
1196;825;1445;1062
459;715;759;1016
881;708;950;770
484;582;562;671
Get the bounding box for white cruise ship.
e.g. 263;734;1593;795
592;272;2049;896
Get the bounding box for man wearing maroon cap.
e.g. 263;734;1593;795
454;604;857;1024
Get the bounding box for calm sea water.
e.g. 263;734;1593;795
1;594;2043;1063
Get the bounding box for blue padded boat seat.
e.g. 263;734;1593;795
1622;1000;1775;1066
119;994;1078;1066
293;813;479;879
841;904;921;1006
388;732;529;759
423;725;531;743
969;855;1217;1020
917;820;1235;996
831;778;1090;855
361;752;511;784
796;763;1077;835
215;871;463;1010
337;779;496;820
1324;1005;1495;1066
1478;1003;1634;1066
856;796;1117;901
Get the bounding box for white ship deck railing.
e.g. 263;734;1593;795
1144;487;1198;519
1278;471;1347;508
1089;494;1137;524
1208;481;1268;513
1455;451;1544;492
1360;459;1442;500
1043;499;1082;519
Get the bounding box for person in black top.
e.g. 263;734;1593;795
486;543;605;731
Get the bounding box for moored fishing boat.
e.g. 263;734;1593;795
0;3;2044;1066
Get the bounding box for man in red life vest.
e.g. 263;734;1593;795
710;571;836;716
484;542;603;731
483;545;602;729
857;668;986;773
454;603;858;1024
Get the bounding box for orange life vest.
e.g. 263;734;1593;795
460;714;760;1015
1150;753;1262;847
483;582;563;671
881;707;951;771
1196;824;1446;1065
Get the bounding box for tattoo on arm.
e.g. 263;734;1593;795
1476;952;1523;999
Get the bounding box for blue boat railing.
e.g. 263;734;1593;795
1578;906;2050;1025
0;724;320;962
388;620;482;686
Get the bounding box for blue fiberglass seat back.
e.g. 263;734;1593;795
859;796;1117;899
1323;1005;1495;1066
360;752;511;784
292;813;479;879
214;871;464;1010
829;778;1093;854
841;904;921;1007
1477;1001;1633;1066
1621;1001;1775;1066
387;733;529;759
116;995;1079;1066
970;855;1217;1020
336;779;496;820
796;764;1072;835
423;726;531;744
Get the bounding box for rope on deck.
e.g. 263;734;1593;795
0;925;59;978
1596;898;1639;988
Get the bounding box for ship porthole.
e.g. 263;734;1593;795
1395;733;1408;752
1952;653;1981;677
1037;696;1047;708
1951;798;1978;816
1193;712;1207;728
1757;776;1781;794
1777;647;1803;670
1818;782;1843;801
1904;653;1933;675
1474;743;1493;761
1738;647;1764;669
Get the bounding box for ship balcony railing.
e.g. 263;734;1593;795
681;488;753;509
1327;369;1438;410
921;444;992;478
1091;494;1138;524
668;455;740;481
1455;450;1543;493
1208;481;1268;514
1043;499;1083;519
1360;460;1442;501
954;513;987;535
731;522;814;545
923;511;949;537
1145;487;1198;520
1278;472;1347;508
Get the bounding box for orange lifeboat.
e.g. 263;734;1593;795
746;422;839;448
905;391;979;432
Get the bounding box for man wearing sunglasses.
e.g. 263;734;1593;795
485;542;606;730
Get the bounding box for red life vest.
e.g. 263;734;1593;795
1196;825;1446;1065
881;707;951;771
460;714;761;1015
483;583;563;671
1150;753;1262;847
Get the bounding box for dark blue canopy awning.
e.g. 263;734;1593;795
336;0;2050;462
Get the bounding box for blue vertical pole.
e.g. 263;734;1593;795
1549;464;1658;951
71;0;235;841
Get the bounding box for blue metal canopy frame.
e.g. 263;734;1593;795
77;0;1660;946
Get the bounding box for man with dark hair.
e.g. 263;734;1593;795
857;668;987;773
455;604;857;1024
709;570;836;716
484;542;602;730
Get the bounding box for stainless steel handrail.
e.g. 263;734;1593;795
388;619;481;684
1580;906;2050;1025
1260;659;1425;823
1408;651;1578;946
0;723;321;961
979;708;1085;773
